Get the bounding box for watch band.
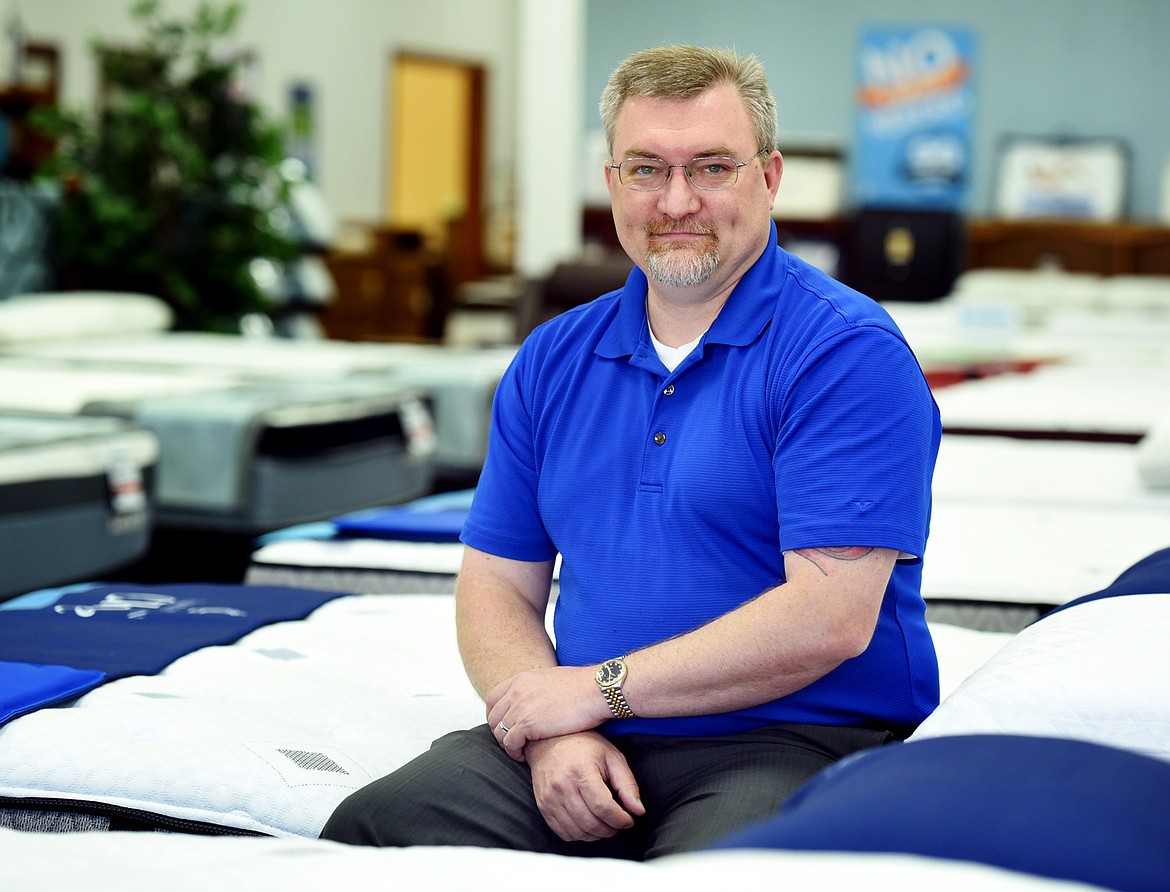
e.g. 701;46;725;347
596;656;636;719
601;685;636;719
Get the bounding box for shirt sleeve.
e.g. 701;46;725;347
773;324;940;560
459;344;559;562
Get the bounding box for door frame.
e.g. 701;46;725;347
385;50;486;286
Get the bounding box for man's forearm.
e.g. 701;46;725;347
488;546;898;761
617;546;897;719
455;548;558;700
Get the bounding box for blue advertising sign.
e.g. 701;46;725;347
851;25;977;210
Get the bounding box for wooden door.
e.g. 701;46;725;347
386;53;485;289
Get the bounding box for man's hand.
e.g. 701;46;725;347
487;665;611;761
526;732;645;842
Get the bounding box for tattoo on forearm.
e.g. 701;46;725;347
793;546;876;576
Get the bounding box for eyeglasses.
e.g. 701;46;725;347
609;149;768;192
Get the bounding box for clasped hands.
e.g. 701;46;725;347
486;665;645;843
486;664;613;762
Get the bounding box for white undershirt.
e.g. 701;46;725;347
649;321;705;372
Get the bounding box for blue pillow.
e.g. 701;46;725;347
714;735;1170;892
333;507;467;542
0;661;106;726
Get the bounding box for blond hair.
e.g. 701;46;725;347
599;45;777;158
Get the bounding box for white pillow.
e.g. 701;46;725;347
0;292;173;343
910;592;1170;763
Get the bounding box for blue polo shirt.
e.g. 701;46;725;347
461;224;941;735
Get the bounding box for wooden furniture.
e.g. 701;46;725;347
0;42;60;180
319;227;445;342
966;220;1170;275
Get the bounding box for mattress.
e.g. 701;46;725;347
883;294;1170;373
0;291;174;339
242;488;565;597
932;434;1168;508
5;556;1165;892
921;496;1170;625
250;491;1170;631
0;583;1008;839
0;829;1113;892
0;316;514;479
245;537;469;594
245;437;1170;633
715;571;1170;892
0;359;437;533
884;302;1170;464
241;488;527;596
245;489;476;594
924;435;1170;628
0;413;158;601
932;363;1170;442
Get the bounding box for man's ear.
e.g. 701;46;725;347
764;151;784;202
604;159;619;198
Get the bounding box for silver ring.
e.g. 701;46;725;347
498;722;511;734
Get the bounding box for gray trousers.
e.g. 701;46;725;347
320;722;895;860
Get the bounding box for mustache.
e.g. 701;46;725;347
645;220;716;237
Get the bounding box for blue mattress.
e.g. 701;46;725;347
0;582;346;726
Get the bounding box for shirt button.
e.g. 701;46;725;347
653;432;667;445
663;384;675;396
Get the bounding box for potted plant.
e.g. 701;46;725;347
36;0;297;332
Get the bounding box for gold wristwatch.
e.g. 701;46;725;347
595;656;636;719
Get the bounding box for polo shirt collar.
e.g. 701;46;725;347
597;219;786;360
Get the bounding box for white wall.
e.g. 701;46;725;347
13;0;520;227
514;0;584;277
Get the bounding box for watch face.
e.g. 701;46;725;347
596;659;625;686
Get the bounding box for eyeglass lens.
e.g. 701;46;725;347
617;156;742;191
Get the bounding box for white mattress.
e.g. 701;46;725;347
0;593;1009;839
0;359;435;528
0;361;243;414
251;538;467;575
245;436;1170;612
0;328;514;381
244;538;470;594
911;592;1170;764
925;436;1170;607
0;291;174;343
923;500;1170;605
932;435;1167;508
0;414;159;599
0;595;482;837
883;297;1170;370
246;538;563;591
0;830;1102;892
932;363;1170;440
0;330;516;472
0;413;159;488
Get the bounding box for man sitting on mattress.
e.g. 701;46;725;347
322;44;941;860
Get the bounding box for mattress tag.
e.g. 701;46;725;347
399;397;438;458
106;449;148;519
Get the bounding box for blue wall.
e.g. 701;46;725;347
585;0;1170;220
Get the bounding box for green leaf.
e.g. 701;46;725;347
36;0;296;332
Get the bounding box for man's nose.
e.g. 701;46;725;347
657;168;702;217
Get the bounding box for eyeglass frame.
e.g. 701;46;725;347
608;148;770;192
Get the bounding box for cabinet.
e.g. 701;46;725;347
318;227;444;342
966;220;1170;275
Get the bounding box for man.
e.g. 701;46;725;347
322;45;941;859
